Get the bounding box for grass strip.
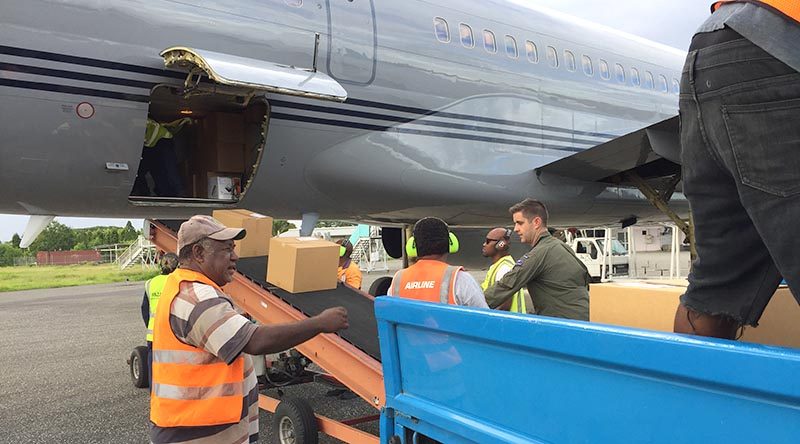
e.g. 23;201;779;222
0;264;160;292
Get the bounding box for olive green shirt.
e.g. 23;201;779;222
484;232;590;321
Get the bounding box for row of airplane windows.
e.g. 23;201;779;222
433;17;680;95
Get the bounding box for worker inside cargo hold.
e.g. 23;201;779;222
149;215;349;444
484;198;590;321
132;117;192;198
387;217;488;308
336;239;363;289
480;227;533;314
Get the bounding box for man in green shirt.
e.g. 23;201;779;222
484;198;590;321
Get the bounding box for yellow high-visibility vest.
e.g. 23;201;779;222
481;256;527;313
145;274;169;342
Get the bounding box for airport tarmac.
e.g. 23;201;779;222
0;281;378;443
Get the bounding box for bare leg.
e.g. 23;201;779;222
673;303;739;340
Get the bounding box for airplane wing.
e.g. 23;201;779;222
535;116;680;184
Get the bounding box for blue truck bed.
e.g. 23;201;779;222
375;297;800;443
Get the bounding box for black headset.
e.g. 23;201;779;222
495;228;512;251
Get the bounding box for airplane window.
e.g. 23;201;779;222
582;55;593;76
505;35;518;58
672;78;680;94
658;74;668;92
284;0;302;7
434;17;450;43
599;59;610;80
546;46;558;68
484;30;497;53
564;50;576;71
525;40;539;63
644;70;654;89
614;63;625;83
460;23;474;48
631;67;640;86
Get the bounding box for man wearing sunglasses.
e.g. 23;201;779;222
480;227;532;313
484;198;590;321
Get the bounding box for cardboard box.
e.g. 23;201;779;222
212;209;273;257
208;175;238;200
590;281;800;348
203;112;244;144
266;237;339;293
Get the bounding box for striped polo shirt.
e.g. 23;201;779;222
150;281;259;444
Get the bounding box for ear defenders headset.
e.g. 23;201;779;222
495;228;512;251
339;239;353;258
405;232;459;259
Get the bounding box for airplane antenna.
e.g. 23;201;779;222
312;32;320;72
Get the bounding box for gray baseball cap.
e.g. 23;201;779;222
177;215;246;251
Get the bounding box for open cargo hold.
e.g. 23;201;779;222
130;85;267;204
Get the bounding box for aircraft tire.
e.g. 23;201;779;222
368;276;393;297
130;346;149;389
272;397;318;444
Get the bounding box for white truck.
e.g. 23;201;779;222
569;236;629;282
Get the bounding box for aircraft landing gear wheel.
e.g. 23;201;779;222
272;397;318;444
130;345;149;388
368;276;393;297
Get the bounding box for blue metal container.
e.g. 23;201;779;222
375;297;800;443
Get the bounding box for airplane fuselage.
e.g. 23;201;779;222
0;0;685;227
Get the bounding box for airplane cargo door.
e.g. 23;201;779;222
327;0;376;84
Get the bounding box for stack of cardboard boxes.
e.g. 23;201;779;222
212;209;340;293
196;113;245;199
590;281;800;348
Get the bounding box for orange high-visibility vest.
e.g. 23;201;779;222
150;268;245;427
390;259;461;304
713;0;800;24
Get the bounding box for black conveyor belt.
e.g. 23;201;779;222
156;222;380;361
236;256;380;361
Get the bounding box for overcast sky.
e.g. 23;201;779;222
0;1;711;243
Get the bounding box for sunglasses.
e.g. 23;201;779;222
484;238;502;244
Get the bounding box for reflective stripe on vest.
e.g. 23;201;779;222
713;0;800;24
150;268;244;428
145;274;169;342
391;260;460;304
481;256;526;313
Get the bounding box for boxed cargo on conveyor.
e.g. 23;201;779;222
590;281;800;348
212;209;273;257
266;237;339;293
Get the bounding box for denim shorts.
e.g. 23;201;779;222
680;27;800;326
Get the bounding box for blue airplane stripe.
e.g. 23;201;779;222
0;78;150;102
270;112;584;153
0;45;619;139
271;100;605;146
0;62;155;90
0;62;601;147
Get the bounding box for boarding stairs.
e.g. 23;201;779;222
351;226;389;272
117;235;157;269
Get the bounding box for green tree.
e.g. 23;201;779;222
0;243;24;267
316;220;354;228
29;221;75;252
272;220;296;236
10;233;21;249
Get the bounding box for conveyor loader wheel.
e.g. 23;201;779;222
368;276;393;297
130;346;149;388
273;397;318;444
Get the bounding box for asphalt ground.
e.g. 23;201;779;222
0;281;378;444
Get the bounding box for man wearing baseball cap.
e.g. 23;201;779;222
150;215;349;443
